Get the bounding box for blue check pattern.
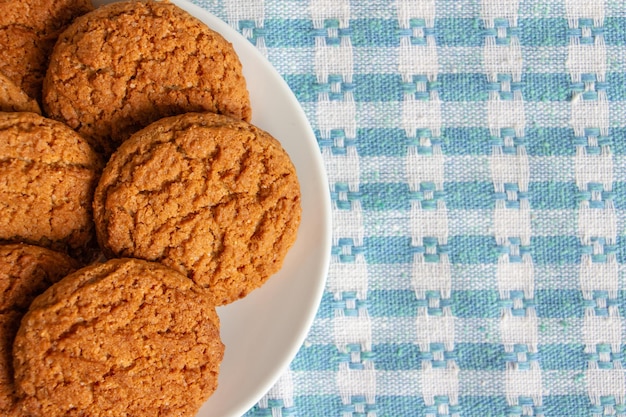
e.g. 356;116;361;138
191;1;626;416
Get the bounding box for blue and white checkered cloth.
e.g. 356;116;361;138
191;0;626;415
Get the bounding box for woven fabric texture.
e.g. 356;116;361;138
190;0;626;416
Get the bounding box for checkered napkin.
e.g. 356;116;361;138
191;0;626;416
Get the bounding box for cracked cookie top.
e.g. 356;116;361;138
43;0;251;156
93;112;301;305
13;258;223;417
0;112;102;260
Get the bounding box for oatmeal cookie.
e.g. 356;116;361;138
0;112;102;259
0;72;41;114
0;0;93;100
93;112;301;305
13;258;223;417
43;0;251;156
0;244;77;417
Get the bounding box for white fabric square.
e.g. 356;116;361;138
483;41;523;81
494;205;531;244
399;43;439;80
579;257;619;296
225;0;265;23
570;98;609;137
310;0;350;28
577;204;617;242
497;257;534;297
487;99;525;138
565;0;605;22
501;313;538;347
334;315;372;352
397;0;435;28
322;146;359;187
412;257;451;296
332;207;364;244
586;368;625;400
583;315;622;349
410;203;448;243
337;365;376;400
505;367;542;399
422;364;459;405
317;99;357;138
416;314;455;347
406;148;444;188
490;152;529;189
402;96;442;138
566;44;607;81
480;0;519;23
327;256;369;297
315;44;353;81
574;151;613;192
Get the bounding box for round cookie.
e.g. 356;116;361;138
0;72;41;114
93;112;301;305
43;0;252;156
0;112;102;260
13;258;224;417
0;243;77;417
0;0;93;100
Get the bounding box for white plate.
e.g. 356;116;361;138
93;1;332;416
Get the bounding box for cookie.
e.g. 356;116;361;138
43;0;252;156
0;27;49;102
93;112;301;305
13;258;224;417
0;243;77;417
0;72;41;114
0;0;93;100
0;112;102;260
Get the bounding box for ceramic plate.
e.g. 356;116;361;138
93;1;331;415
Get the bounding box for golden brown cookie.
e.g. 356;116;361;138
93;112;301;305
0;243;77;417
13;258;224;417
0;112;102;260
0;0;93;100
43;0;252;156
0;72;41;114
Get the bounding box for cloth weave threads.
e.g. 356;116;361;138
188;0;626;415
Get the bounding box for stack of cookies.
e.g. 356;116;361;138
0;1;302;416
